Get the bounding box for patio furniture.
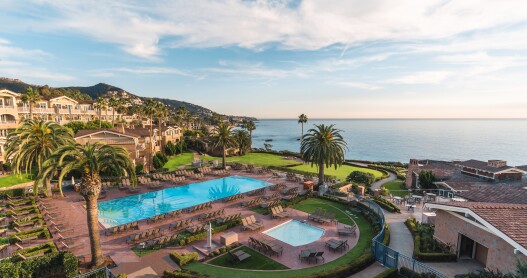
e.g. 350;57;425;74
229;250;251;263
270;205;289;218
314;251;325;263
406;204;416;212
221;231;238;245
326;239;348;252
299;249;316;263
337;224;357;236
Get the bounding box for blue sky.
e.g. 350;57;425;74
1;0;527;118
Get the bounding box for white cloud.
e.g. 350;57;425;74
335;81;380;90
0;60;74;81
5;0;527;58
0;39;50;59
386;71;452;84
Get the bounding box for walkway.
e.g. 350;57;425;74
370;172;396;190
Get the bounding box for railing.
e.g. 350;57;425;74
363;197;449;278
74;267;116;278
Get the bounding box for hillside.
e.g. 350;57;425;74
0;77;251;118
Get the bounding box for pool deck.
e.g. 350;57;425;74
31;170;358;276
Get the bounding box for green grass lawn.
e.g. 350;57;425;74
184;198;374;278
200;153;301;167
290;164;384;181
164;152;195;170
208;246;289;270
382;179;409;197
0;173;33;188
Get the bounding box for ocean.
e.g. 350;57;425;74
250;119;527;166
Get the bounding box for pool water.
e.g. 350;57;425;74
263;220;324;246
98;175;271;227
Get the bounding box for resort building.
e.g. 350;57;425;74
426;201;527;273
455;160;524;182
0;89;21;165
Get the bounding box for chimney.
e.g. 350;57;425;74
488;160;507;168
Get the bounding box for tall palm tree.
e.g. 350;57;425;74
242;120;256;148
301;124;348;185
108;96;120;126
210;122;236;168
4;119;74;196
21;87;41;119
298;114;308;151
38;142;136;267
176;107;188;129
156;102;168;150
232;129;250;155
94;98;108;128
143;99;158;171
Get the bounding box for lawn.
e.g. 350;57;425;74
382;179;409;197
164;152;195;170
290;164;384;181
184;198;374;277
0;173;33;188
208;246;289;270
200;153;301;167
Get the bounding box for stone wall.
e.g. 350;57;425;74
434;210;527;273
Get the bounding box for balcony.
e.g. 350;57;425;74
18;107;55;114
0;120;18;129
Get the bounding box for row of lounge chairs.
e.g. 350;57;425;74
197;209;225;222
191;173;205;180
174;170;193;176
269;183;286;191
248;237;283;256
247;188;265;196
169;218;193;231
147;210;182;223
185;202;212;213
241;215;264;231
282;193;298;201
224;194;244;203
229;250;251;263
104;221;139;235
241;198;262;208
126;228;161;244
299;250;325;264
326;239;348;252
261;199;281;208
308;208;335;225
270;206;289;218
215;213;241;224
281;187;298;195
212;169;229;176
186;224;209;234
263;192;279;200
141;234;179;249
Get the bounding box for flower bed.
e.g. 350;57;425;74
405;218;457;262
371;196;400;213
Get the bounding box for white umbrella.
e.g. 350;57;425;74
71;176;75;185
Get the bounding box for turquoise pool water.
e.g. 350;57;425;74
98;175;272;227
263;220;324;246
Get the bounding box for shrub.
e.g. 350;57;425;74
170;252;199;266
0;251;78;278
9;227;51;244
347;171;375;186
162;269;208;278
374;268;398;278
135;163;145;175
309;253;375;277
117;275;128;278
399;266;440;278
0;188;25;198
371;196;400;213
406;218;457;262
153;152;169;169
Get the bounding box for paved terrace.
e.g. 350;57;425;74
44;170;358;276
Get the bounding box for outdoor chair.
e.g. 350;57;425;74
229;250;251;263
299;250;316;263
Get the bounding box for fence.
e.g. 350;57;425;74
361;198;450;278
74;267;116;278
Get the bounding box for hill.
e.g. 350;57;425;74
0;77;252;119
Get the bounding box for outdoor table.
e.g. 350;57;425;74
406;204;416;212
393;196;403;204
426;193;437;201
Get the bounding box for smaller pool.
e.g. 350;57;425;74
263;220;324;246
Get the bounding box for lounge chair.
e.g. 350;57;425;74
326;239;348;252
337;224;357;236
299;250;316;263
229;250;251;263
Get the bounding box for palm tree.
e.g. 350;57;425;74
210;122;236;168
38;142;136;267
301;124;348;185
232;129;250;155
21;87;41;119
143;99;158;171
4;119;74;196
298;114;308;151
108;96;120;126
176;107;188;129
94;98;108;128
242;120;256;148
156;102;168;150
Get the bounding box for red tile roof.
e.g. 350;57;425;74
439;202;527;250
457;185;527;204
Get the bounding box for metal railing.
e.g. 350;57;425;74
74;267;116;278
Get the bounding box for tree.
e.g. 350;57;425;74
347;171;375;187
242;120;256;148
298;114;308;153
4;119;74;196
94;98;108;128
143;99;158;171
21;87;41;119
156;102;168;150
108;96;121;126
418;171;436;189
210;122;236;168
232;129;250;155
176;107;188;129
301;124;348;185
38;142;136;267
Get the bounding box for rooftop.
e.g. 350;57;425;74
456;185;527;204
457;159;515;173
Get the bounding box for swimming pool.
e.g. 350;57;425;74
98;175;272;227
263;220;324;246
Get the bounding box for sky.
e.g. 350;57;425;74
1;0;527;119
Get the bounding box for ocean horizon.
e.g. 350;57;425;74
251;119;527;166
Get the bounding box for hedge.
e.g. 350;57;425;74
267;165;337;181
162;269;208;278
372;196;400;213
405;218;457;262
170;252;199;266
308;253;375;277
9;227;51;244
373;268;398;278
399;266;439;278
179;221;239;246
0;188;25;198
13;242;58;259
0;251;77;278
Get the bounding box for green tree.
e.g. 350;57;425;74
108;96;121;126
156;102;168;150
210;122;236;168
418;171;436;189
21;87;42;119
301;124;348;185
242;120;256;148
232;129;250;155
143;99;158;171
4;119;74;196
298;114;308;153
347;171;375;186
38;142;136;267
94;98;108;128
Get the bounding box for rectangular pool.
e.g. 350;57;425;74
98;175;272;227
263;220;324;246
